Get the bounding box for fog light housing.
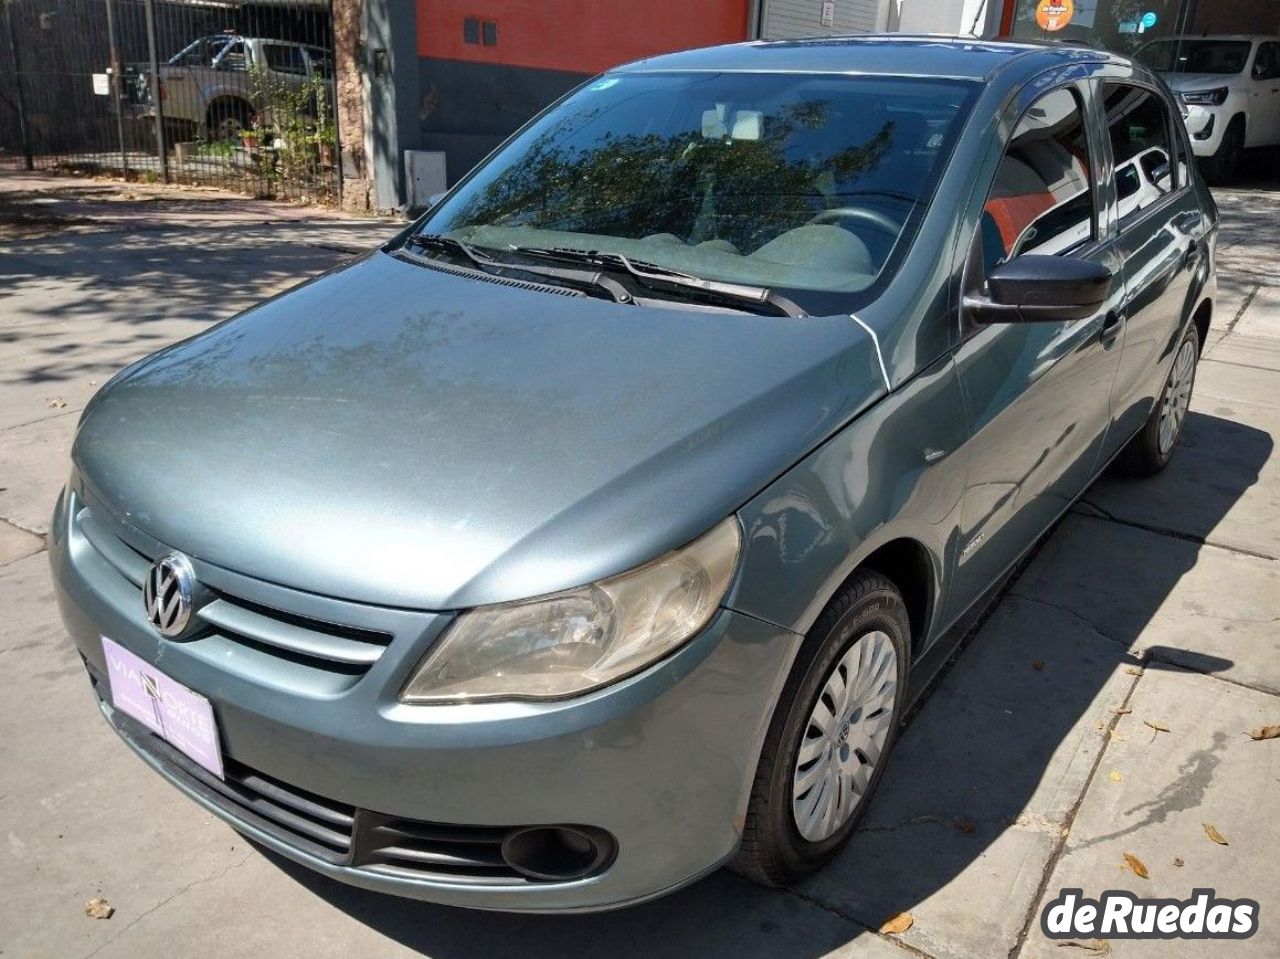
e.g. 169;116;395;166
500;825;616;881
1193;113;1215;141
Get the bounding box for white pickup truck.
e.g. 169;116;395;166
134;33;333;141
1136;34;1280;184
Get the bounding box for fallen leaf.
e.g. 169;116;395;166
1144;720;1170;733
880;912;914;935
955;817;976;834
1056;939;1110;955
84;897;114;919
1109;769;1123;783
1108;729;1126;741
1248;725;1280;741
1124;667;1142;676
1032;660;1046;671
47;397;67;409
1112;707;1133;716
1123;853;1149;878
1061;825;1071;838
1174;857;1185;867
1203;823;1229;846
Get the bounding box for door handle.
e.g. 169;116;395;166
1184;238;1200;269
1100;310;1126;349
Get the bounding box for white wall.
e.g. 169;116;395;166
893;0;999;35
759;0;888;39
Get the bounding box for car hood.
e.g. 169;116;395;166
74;251;886;610
1161;73;1240;93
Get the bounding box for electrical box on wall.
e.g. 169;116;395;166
404;151;448;211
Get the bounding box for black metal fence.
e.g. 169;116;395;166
1;0;339;204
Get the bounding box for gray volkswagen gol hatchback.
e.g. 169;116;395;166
50;36;1216;912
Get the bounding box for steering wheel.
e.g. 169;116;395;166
808;206;903;237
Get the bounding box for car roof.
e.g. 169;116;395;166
615;34;1127;83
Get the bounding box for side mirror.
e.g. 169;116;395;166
964;255;1112;324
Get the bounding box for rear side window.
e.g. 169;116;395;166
1103;84;1176;224
263;44;307;76
981;87;1094;271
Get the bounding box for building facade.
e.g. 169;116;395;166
346;0;1278;211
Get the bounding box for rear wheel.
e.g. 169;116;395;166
733;570;909;887
1201;116;1244;186
1114;325;1199;477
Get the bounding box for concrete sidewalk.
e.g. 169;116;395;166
1;172;1278;959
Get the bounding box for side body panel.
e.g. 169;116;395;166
731;354;969;650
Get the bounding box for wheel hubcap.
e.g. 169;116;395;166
792;630;898;843
1158;339;1197;455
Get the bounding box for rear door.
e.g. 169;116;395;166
946;80;1126;621
1096;79;1207;459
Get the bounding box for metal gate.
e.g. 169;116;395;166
1;0;339;204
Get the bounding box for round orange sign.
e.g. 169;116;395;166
1035;0;1075;32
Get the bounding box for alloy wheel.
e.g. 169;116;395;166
792;630;898;842
1157;338;1197;455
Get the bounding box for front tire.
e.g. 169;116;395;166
1201;116;1243;186
1114;325;1199;477
733;570;909;887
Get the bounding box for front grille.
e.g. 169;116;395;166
86;664;562;885
71;493;394;681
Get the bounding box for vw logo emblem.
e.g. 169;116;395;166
143;553;196;638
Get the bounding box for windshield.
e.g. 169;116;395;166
1136;39;1252;75
416;72;976;311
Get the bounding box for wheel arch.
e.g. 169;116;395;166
205;95;254;127
851;538;936;660
1191;297;1212;351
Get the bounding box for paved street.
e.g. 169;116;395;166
1;170;1278;959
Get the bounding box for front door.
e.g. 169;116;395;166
946;83;1125;621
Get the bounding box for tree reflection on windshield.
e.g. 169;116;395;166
451;100;892;253
422;73;975;299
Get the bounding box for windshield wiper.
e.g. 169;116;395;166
403;234;634;305
507;246;806;318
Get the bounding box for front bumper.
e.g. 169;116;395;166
1181;105;1224;156
49;483;801;911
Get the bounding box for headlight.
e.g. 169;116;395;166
400;517;742;704
1182;87;1228;106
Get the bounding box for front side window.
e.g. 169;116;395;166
1254;43;1279;82
1103;84;1174;224
418;72;976;309
981;87;1093;272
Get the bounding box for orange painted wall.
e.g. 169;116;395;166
417;0;751;75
